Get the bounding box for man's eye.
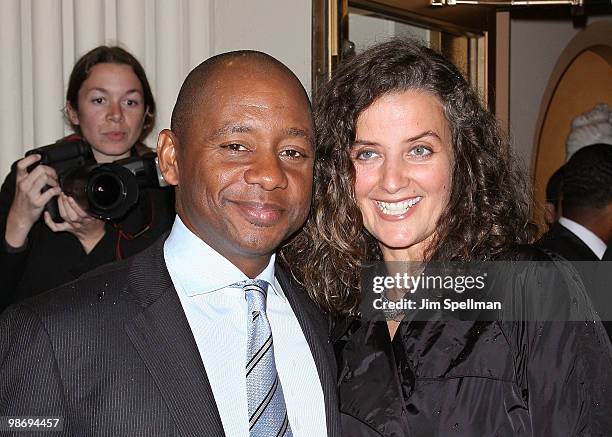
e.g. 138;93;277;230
224;143;247;151
280;149;305;159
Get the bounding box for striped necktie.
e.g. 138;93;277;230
240;279;292;437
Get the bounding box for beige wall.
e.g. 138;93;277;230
509;15;612;172
213;1;312;95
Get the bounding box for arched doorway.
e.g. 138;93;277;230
532;21;612;228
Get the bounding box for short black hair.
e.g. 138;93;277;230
562;143;612;211
170;50;310;143
546;165;565;207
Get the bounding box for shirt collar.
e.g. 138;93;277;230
164;216;284;299
558;216;607;259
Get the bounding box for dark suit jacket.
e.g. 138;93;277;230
536;222;599;261
537;221;612;340
0;237;341;436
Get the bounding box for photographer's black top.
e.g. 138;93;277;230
0;144;175;312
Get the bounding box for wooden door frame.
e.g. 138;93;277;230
311;0;506;125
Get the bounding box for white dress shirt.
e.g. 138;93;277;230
558;216;607;260
164;216;327;437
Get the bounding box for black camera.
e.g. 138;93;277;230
26;138;169;221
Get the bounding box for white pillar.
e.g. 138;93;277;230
74;0;106;56
154;0;185;136
188;0;213;70
104;0;117;42
31;0;65;146
0;0;23;174
117;0;147;60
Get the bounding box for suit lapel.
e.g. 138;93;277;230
124;239;225;437
276;264;341;437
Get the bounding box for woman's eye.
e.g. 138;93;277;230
410;145;432;157
124;99;140;106
92;97;105;104
354;150;378;160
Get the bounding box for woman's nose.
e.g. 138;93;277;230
106;101;124;122
380;158;408;194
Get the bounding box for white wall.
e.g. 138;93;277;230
213;1;312;94
0;0;312;176
509;15;612;171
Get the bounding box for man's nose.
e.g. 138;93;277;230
244;151;289;191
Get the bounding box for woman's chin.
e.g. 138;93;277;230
374;233;435;261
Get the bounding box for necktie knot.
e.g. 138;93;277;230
237;279;269;318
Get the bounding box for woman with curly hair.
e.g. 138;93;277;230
283;39;612;436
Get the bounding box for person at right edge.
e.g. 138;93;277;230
284;39;612;436
537;143;612;339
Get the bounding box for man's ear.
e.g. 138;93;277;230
66;102;80;125
157;129;180;186
605;203;612;241
543;202;556;226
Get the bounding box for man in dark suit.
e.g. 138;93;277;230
0;51;340;436
537;143;612;339
538;144;612;262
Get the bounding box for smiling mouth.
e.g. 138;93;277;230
376;197;422;216
233;201;284;226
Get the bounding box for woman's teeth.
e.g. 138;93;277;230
376;197;422;216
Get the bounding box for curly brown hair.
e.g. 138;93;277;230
281;39;537;315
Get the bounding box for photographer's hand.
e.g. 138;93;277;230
44;193;106;254
5;154;61;248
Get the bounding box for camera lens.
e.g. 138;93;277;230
85;161;139;220
89;173;124;210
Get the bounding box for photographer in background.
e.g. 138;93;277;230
0;46;174;311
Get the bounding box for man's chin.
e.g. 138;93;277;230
234;233;286;256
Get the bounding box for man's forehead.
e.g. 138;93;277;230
171;52;311;144
210;122;313;144
198;69;311;122
203;64;303;98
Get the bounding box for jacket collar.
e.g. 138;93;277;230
124;237;226;436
